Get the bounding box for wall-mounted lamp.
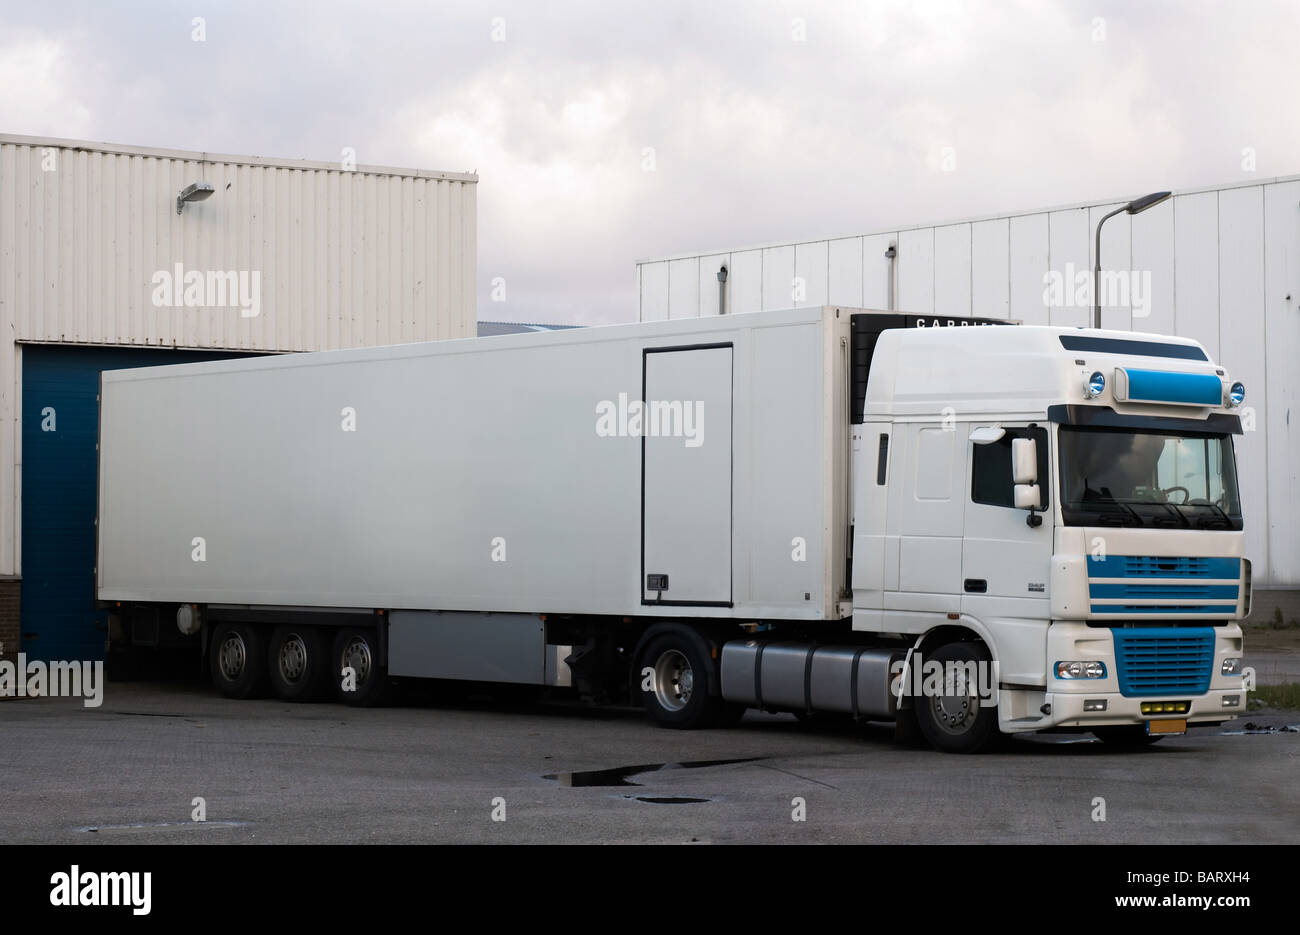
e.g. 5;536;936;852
176;182;215;215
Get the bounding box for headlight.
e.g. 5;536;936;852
1221;658;1243;675
1227;382;1245;407
1055;660;1107;679
1085;371;1106;398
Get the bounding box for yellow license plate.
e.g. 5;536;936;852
1147;718;1187;735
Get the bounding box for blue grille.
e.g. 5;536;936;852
1112;627;1215;697
1098;556;1240;578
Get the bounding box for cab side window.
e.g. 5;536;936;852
971;426;1049;508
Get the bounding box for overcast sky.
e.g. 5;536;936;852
2;0;1297;325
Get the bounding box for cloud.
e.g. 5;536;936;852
0;33;92;136
0;0;1297;325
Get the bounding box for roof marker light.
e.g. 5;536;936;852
1085;371;1106;398
1227;382;1245;407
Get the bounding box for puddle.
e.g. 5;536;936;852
628;795;712;805
544;757;760;787
1221;722;1300;735
77;820;250;834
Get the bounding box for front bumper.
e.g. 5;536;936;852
1044;687;1243;730
999;620;1246;733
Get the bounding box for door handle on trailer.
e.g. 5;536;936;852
963;579;987;593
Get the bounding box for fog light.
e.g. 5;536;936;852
1223;695;1240;707
1083;699;1107;712
1221;658;1243;675
1085;371;1106;398
1055;660;1107;679
1141;701;1190;715
1227;382;1245;407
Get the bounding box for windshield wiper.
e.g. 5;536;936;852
1118;500;1186;528
1181;500;1233;530
1076;499;1144;527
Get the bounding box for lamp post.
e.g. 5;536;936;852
1093;190;1171;329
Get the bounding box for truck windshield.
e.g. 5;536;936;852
1058;426;1242;529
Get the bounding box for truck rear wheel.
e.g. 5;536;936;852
331;627;393;707
913;641;999;753
268;626;328;701
637;627;731;729
210;622;268;699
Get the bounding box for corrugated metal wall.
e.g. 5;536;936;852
0;135;478;579
637;177;1300;588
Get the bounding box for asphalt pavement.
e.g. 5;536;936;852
1;681;1296;844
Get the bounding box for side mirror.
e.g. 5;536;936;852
1012;436;1043;520
1014;484;1042;510
1012;437;1038;485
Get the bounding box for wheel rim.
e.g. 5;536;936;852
653;649;694;712
928;664;980;735
217;633;247;681
279;633;308;683
341;637;372;685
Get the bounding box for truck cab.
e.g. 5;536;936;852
851;324;1249;750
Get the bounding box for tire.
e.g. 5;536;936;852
913;641;999;753
268;626;328;701
1093;726;1164;747
637;627;729;729
209;622;268;699
330;627;393;707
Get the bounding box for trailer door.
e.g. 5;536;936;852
641;344;733;605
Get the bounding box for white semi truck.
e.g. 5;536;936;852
96;306;1252;752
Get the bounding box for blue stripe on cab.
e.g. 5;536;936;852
1088;583;1240;599
1122;368;1222;405
1091;606;1232;614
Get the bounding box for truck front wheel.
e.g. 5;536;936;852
637;627;733;729
913;641;999;753
210;622;268;699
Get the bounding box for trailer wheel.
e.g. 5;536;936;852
331;628;393;707
268;626;328;701
637;627;729;729
209;623;268;699
913;641;999;753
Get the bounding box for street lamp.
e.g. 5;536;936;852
1093;190;1171;328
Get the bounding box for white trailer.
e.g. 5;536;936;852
98;306;1253;751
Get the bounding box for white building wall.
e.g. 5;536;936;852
637;175;1300;588
0;134;478;578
